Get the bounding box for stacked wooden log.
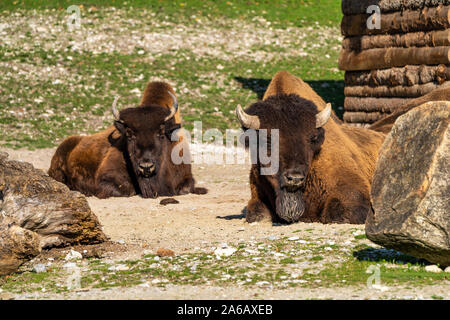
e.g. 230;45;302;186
339;0;450;127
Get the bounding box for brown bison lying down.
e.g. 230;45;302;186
48;81;207;199
369;86;450;134
236;71;385;224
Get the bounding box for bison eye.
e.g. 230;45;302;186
125;128;134;139
310;135;319;143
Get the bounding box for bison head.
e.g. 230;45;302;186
237;94;331;223
112;92;181;198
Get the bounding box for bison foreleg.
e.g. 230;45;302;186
321;190;370;224
96;175;136;199
245;168;274;223
245;198;273;223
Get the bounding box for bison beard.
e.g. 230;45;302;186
137;176;158;198
126;151;159;198
275;189;305;223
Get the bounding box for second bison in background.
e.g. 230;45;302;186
48;81;206;199
237;71;385;224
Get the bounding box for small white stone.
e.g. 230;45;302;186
288;236;299;241
444;266;450;273
425;265;442;273
274;252;284;257
65;250;82;261
114;264;129;271
371;284;390;292
32;264;47;273
63;262;77;268
214;247;236;258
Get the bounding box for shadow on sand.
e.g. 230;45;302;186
353;247;430;265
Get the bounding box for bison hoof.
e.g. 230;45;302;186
245;201;272;223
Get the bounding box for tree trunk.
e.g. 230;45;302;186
342;29;450;51
341;5;450;37
345;65;450;86
339;47;450;71
344;81;450;98
0;152;107;249
343;111;386;123
341;0;450;15
346;123;371;128
345;97;414;112
0;223;41;276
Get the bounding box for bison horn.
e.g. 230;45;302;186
112;95;121;121
165;91;179;121
316;103;332;128
236;104;260;130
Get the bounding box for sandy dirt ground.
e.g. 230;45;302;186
2;147;449;300
3;147;359;252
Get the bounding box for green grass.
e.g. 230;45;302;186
0;268;68;294
2;237;447;295
0;3;344;149
0;0;342;27
309;259;448;288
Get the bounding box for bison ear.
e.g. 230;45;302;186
114;120;127;134
164;122;182;139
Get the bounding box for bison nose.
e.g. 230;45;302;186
139;162;156;176
283;171;306;189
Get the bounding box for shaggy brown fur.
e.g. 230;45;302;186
243;71;385;224
369;86;450;134
48;81;206;199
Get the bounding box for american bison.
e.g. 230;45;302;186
369;86;450;134
48;81;207;199
236;71;385;224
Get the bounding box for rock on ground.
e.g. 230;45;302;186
0;152;107;275
0;223;41;276
366;101;450;267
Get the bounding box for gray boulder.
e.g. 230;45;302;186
0;152;107;275
366;101;450;267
